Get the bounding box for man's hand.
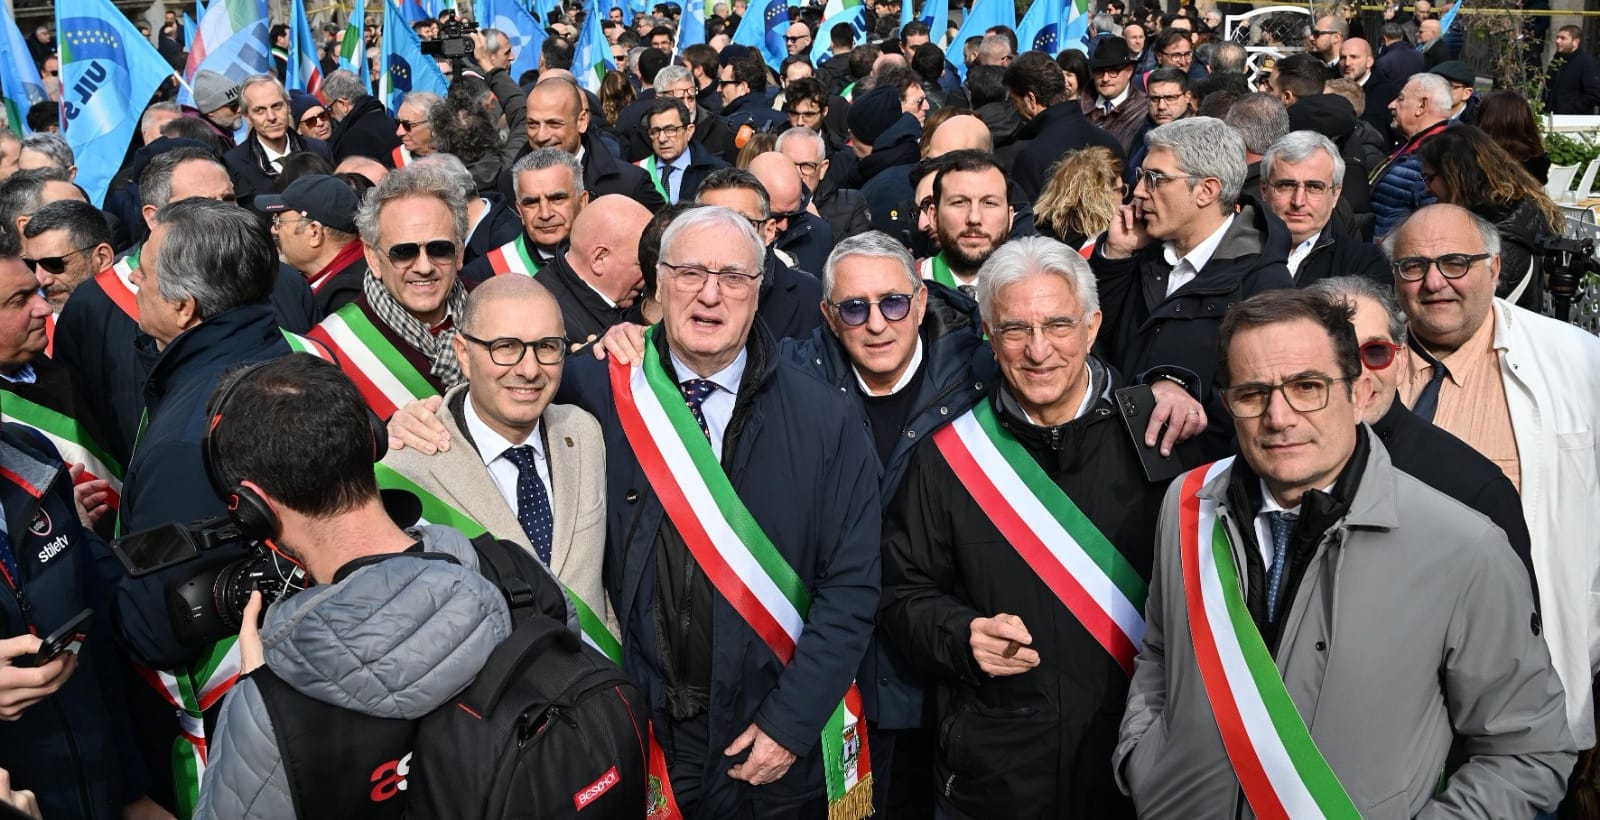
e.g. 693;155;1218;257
0;768;39;820
724;723;797;786
1145;379;1207;456
590;323;648;365
238;591;264;675
969;613;1039;677
0;635;76;720
68;463;113;528
386;395;450;454
1101;203;1152;260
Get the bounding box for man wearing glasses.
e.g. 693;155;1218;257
392;91;442;167
379;274;612;633
1308;16;1346;79
880;236;1164;820
1083;38;1151;155
749;152;832;275
696;168;824;341
260;175;368;315
19;199;113;317
635;98;730;205
1118;287;1574;818
1385;204;1600;763
1256;131;1387;286
624;66;739;165
1148;29;1204;86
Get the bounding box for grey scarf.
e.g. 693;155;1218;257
362;273;468;388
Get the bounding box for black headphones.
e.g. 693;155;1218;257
200;357;388;538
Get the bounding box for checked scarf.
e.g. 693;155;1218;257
361;273;468;388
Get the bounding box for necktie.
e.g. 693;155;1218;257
0;525;16;586
1102;100;1115;115
503;445;553;566
1265;511;1297;623
680;378;718;440
660;163;676;204
1411;361;1450;423
958;283;977;298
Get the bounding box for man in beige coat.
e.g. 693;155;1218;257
381;274;613;635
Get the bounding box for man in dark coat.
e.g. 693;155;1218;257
1089;117;1289;460
559;205;881;819
1082;38;1151;155
536;195;655;346
222;77;334;208
881;236;1165;820
847;87;924;233
636;98;731;205
1545;25;1600;115
717;48;788;137
749;153;832;275
322;69;403;167
499;78;666;212
1256;131;1388;287
696;168;825;342
1004;51;1125;202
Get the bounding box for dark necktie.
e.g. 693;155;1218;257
958;283;977;298
660;163;676;204
0;525;16;586
680;378;718;440
1265;511;1297;623
503;445;553;566
1411;361;1450;423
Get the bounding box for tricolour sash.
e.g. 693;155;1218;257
1177;459;1359;820
391;145;412;168
305;304;438;418
636;156;669;203
610;327;872;820
0;391;124;508
136;639;240;818
485;234;541;278
920;252;957;289
95;251;141;321
931;401;1146;674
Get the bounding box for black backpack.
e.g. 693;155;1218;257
405;537;652;820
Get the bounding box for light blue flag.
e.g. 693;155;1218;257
811;4;864;65
919;0;948;46
397;0;433;26
676;0;706;56
1428;0;1463;53
182;13;196;50
948;0;1015;79
380;0;449;113
900;0;913;33
0;13;49;134
730;0;787;69
572;0;615;92
1016;0;1087;55
55;0;177;205
475;0;544;81
184;0;272;93
287;0;324;96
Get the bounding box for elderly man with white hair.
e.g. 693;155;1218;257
1369;72;1451;238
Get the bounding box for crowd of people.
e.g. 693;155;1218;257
2;0;1600;818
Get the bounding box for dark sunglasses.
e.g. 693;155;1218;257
301;111;330;126
831;292;916;327
395;118;426;132
1359;339;1401;370
382;239;458;266
22;246;92;274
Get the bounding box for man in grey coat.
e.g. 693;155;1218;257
1117;288;1575;818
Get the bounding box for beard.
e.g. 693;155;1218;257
937;227;1003;273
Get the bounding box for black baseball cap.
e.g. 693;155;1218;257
256;175;360;234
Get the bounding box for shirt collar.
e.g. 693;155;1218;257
1162;213;1235;274
1258;477;1337;516
257;134;291;162
462;391;545;458
853;336;924;396
1097;84;1131;109
670;346;747;394
0;362;37;384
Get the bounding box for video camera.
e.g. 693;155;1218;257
1536;234;1599;325
420;17;478;61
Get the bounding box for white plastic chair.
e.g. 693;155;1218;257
1546;164;1580;202
1573;160;1600;201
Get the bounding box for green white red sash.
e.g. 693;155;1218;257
94;251;141;321
931;400;1146;674
0;391;124;508
1177;458;1359;820
136;639;240;818
920;253;958;289
305;303;438;418
280;329;338;362
485;234;542;278
391;145;412;168
636;156;669;203
610;327;873;820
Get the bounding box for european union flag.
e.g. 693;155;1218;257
1;13;48;134
949;0;1015;79
380;0;449;114
475;0;544;83
731;0;788;69
55;2;177;206
1017;0;1088;56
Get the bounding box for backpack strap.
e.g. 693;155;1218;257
454;615;582;718
467;533;573;625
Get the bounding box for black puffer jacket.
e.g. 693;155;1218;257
1479;197;1555;311
879;365;1163;819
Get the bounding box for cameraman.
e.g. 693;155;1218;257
193;355;528;818
463;28;530;161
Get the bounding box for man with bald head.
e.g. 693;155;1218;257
749;152;834;275
536;194;653;345
776;126;871;240
925;114;994;157
501;78;665;212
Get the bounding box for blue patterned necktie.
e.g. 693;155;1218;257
503;445;553;566
1265;511;1297;623
680;378;718;440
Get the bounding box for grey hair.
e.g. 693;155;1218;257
821;231;919;298
976;236;1100;326
1379;203;1501;259
1092;13;1121;35
509;147;584;200
1145;116;1248;208
1223;93;1290;156
658;205;765;275
139;147;222;210
774;126;827;161
1260;130;1345;188
148;198;275;320
19;133;73;170
1321;17;1349;37
695;167;771;218
1305;275;1406;343
654;65;694;92
239;74;291;107
626;47;647;75
1406;72;1453;115
140;102;182;135
481;28;510;56
407;153;477;205
400;91;444;117
353;165;469;248
1211;42;1247;74
321;70;367;106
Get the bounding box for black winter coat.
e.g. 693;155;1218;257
1546;48;1600;115
1480;197;1555;311
1292;230;1392;287
1009;101;1124;203
329;95;401;167
859;114;924;232
498;131;666;212
757;251;824;342
879;367;1162;819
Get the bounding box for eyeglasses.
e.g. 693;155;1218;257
1148;92;1187;105
271;211;313;228
460;332;570;366
1160;49;1193;61
831;292;917;326
1134;168;1202;189
1359;339;1401;370
905;94;928;108
395;118;427;132
783;34;809;42
1220;375;1351;418
21;246;92;275
380;239;458;266
301;111;330;126
1391;252;1491;281
1312;28;1340;36
792;160;820;175
45;69;58;77
647;123;688;138
1267;179;1336;199
660;262;762;296
992;318;1083;349
717;79;743;88
768;207;805;225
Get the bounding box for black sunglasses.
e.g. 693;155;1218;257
831;292;916;327
382;239;458;266
22;246;92;274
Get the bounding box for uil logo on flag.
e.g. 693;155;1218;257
59;17;132;144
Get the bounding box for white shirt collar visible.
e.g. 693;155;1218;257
854;336;924;396
1097;84;1131;110
1018;362;1096;426
1286;230;1320;277
257;134;292;170
670;346;746;393
466;197;491;243
463;394;544;458
1161;213;1235;294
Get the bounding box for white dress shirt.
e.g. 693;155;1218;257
1252;478;1337;567
463;397;553;516
671;347;747;461
853;337;924;396
1162;214;1235;296
257;135;291;174
1286;231;1320;277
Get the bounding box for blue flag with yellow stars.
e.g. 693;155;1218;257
380;0;449;114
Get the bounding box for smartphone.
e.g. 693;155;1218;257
13;608;92;668
111;523;202;577
1114;384;1190;483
